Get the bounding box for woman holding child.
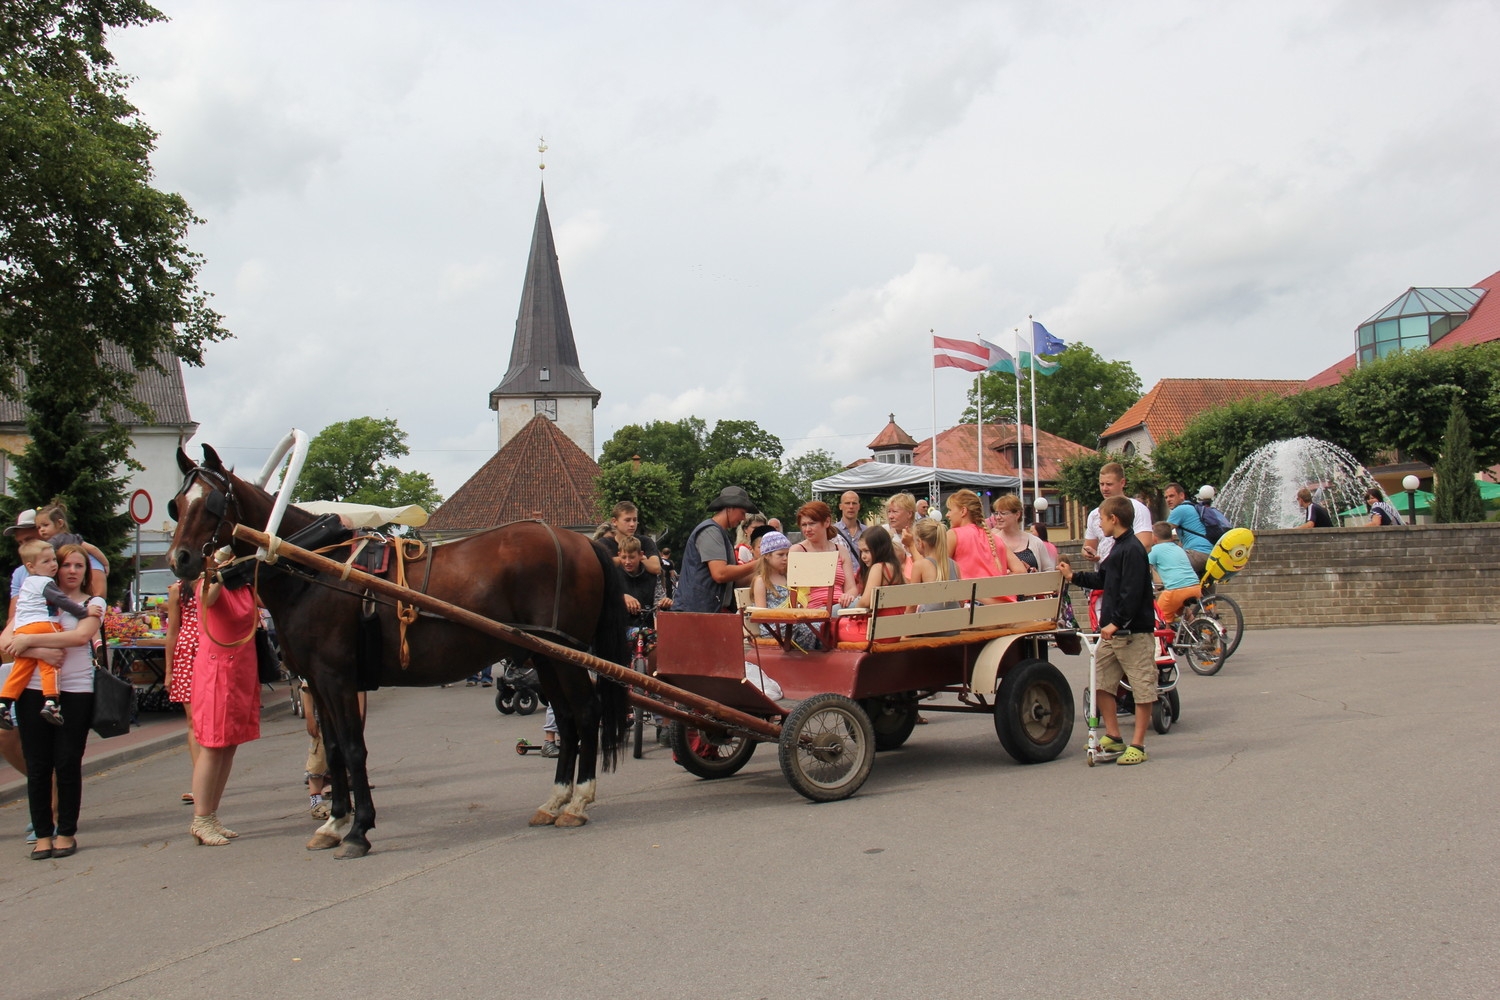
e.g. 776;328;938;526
8;544;105;859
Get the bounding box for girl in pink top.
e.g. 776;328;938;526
945;489;1027;586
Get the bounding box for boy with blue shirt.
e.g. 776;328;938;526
1148;521;1202;624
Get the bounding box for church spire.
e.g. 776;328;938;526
489;184;599;407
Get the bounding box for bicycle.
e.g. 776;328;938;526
1190;589;1243;661
1158;603;1227;677
628;617;657;759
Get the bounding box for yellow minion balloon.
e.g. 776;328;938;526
1200;527;1255;587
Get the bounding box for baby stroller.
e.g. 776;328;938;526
1076;586;1183;737
494;658;542;716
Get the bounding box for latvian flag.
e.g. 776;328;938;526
932;335;991;372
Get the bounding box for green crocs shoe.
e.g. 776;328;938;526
1097;734;1127;754
1117;745;1149;765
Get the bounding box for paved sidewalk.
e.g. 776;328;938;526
0;680;296;806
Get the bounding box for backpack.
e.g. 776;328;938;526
1195;502;1230;543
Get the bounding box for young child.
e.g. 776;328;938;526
1058;495;1157;765
34;503;109;598
0;539;102;728
838;526;907;642
751;531;817;650
619;535;670;621
1148;521;1202;624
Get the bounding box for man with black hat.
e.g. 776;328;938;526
670;486;760;613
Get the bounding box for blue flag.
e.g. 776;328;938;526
1032;320;1066;357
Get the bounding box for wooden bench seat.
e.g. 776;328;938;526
832;619;1056;653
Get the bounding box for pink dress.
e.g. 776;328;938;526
190;582;261;748
167;590;200;705
951;523;1008;581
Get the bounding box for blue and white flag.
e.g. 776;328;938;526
1032;320;1066;357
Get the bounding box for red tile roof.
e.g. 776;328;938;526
426;415;600;531
1100;379;1304;445
868;415;918;450
914;423;1095;484
1305;269;1500;388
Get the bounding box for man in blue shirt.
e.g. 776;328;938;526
1164;482;1214;576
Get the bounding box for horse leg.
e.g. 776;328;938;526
322;681;377;859
556;668;602;828
529;660;575;826
305;683;348;851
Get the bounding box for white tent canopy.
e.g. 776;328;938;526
812;463;1020;495
295;501;430;529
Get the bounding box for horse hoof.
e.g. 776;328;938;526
306;832;342;851
528;809;559;827
333;841;370;860
554;812;588;828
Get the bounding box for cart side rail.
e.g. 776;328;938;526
850;570;1063;644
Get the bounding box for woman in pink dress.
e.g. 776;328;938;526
188;549;261;846
945;489;1027;587
164;580;201;804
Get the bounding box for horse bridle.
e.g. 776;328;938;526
169;465;241;563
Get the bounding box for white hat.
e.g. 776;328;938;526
1196;485;1216;502
2;509;37;537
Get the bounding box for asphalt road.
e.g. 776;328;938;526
3;624;1496;1000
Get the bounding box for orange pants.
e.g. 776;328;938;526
1;621;64;700
1157;585;1203;624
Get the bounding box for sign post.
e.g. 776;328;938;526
129;490;152;610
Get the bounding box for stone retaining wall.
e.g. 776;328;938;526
1056;522;1500;628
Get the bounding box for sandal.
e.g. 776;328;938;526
181;792;195;804
1117;745;1149;765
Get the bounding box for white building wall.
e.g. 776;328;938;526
496;396;595;457
1101;427;1155;458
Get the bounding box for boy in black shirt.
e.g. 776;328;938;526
1059;495;1157;765
619;536;669;623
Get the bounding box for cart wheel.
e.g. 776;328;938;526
1168;687;1182;723
1152;698;1172;734
668;721;758;778
778;694;875;803
862;697;918;751
515;690;539;716
993;659;1074;764
1184;618;1226;676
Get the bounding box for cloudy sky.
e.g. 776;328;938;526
113;0;1500;495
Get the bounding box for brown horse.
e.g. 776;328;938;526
167;444;630;857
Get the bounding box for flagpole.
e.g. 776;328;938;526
1013;327;1025;511
930;329;939;506
1028;316;1041;516
976;370;983;476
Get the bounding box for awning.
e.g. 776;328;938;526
812;463;1021;496
296;501;430;529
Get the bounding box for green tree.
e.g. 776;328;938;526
703;418;783;469
1150;389;1354;495
961;344;1142;446
2;3;227;592
594;460;683;536
598;418;707;498
1054;452;1163;509
1337;344;1500;467
783;448;845;503
1432;400;1485;524
294;417;444;509
692;458;793;524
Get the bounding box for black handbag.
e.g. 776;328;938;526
91;664;135;738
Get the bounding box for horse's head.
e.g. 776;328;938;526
167;444;254;581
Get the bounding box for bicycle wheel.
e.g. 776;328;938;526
1200;594;1243;659
1183;617;1226;676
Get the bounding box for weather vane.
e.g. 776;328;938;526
538;137;547;171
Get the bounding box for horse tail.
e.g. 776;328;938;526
590;539;631;772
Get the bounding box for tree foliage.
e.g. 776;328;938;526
594;460;683;536
1149;389;1356;495
783;448;844;503
293;417;444;510
598;418;707;499
1335;344;1500;468
692;458;793;524
1;1;228;591
1432;400;1485;524
1054;451;1163;509
961;343;1142;447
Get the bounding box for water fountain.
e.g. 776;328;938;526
1216;436;1376;530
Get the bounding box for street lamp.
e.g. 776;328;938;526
1032;495;1049;520
1402;474;1420;525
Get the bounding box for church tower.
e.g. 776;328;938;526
489;183;600;456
